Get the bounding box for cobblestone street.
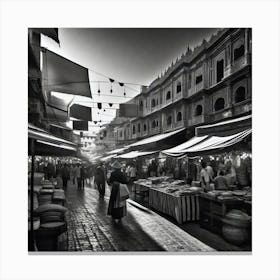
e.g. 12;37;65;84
65;181;214;252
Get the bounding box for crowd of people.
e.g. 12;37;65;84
30;153;251;224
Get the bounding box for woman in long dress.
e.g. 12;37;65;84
107;160;128;223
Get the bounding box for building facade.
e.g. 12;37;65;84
99;28;252;151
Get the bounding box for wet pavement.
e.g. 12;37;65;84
65;180;214;252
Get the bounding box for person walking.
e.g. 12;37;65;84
76;164;82;190
129;163;137;184
61;163;70;190
70;164;75;185
80;164;86;190
107;160;129;223
73;163;79;186
95;162;106;197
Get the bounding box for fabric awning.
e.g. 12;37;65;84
32;28;59;44
73;121;89;131
107;147;129;155
162;129;251;157
128;128;186;148
195;115;251;136
100;154;117;162
70;104;92;121
116;150;158;159
42;49;92;98
162;135;208;157
28;123;77;156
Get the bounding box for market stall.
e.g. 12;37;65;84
160;115;252;245
133;177;202;224
28;123;78;251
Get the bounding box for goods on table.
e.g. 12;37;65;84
134;177;202;224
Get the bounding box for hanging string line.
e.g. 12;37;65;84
43;79;140;94
39;46;147;90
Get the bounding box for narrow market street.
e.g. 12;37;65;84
65;181;214;252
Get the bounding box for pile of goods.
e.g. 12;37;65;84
134;177;203;196
202;188;252;202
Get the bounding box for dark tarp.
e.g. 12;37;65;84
70;104;92;121
31;28;59;44
42;49;91;98
73;121;89;131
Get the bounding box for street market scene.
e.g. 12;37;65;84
28;28;252;253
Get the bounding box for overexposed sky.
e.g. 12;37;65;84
41;28;218;133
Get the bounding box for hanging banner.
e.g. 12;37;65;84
70;104;92;121
73;121;88;131
31;28;59;44
119;103;138;118
42;49;92;98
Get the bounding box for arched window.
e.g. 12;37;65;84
137;123;141;133
166;91;171;100
214;98;225;111
235;86;246;103
143;124;147;131
156;120;159;127
167;115;172;125
195;105;203;116
177;112;182;122
151;99;156;108
132;125;136;134
139;100;143;110
176;82;182;93
152;120;156;128
234;44;245;61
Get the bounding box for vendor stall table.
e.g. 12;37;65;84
199;191;251;234
149;186;200;224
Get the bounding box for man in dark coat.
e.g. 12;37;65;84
61;163;70;190
95;162;106;197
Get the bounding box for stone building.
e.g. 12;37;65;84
100;28;252;151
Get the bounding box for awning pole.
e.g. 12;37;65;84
29;139;35;251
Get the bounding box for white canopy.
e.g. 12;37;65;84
100;154;117;162
162;135;208;156
116;150;158;159
195;115;251;130
107;147;129;155
162;129;251;157
185;129;251;153
128;128;185;148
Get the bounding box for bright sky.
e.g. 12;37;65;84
41;28;218;133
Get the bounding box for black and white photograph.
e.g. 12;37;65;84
1;0;280;280
28;27;252;253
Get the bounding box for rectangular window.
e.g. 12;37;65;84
195;75;203;84
216;59;224;83
234;45;245;61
